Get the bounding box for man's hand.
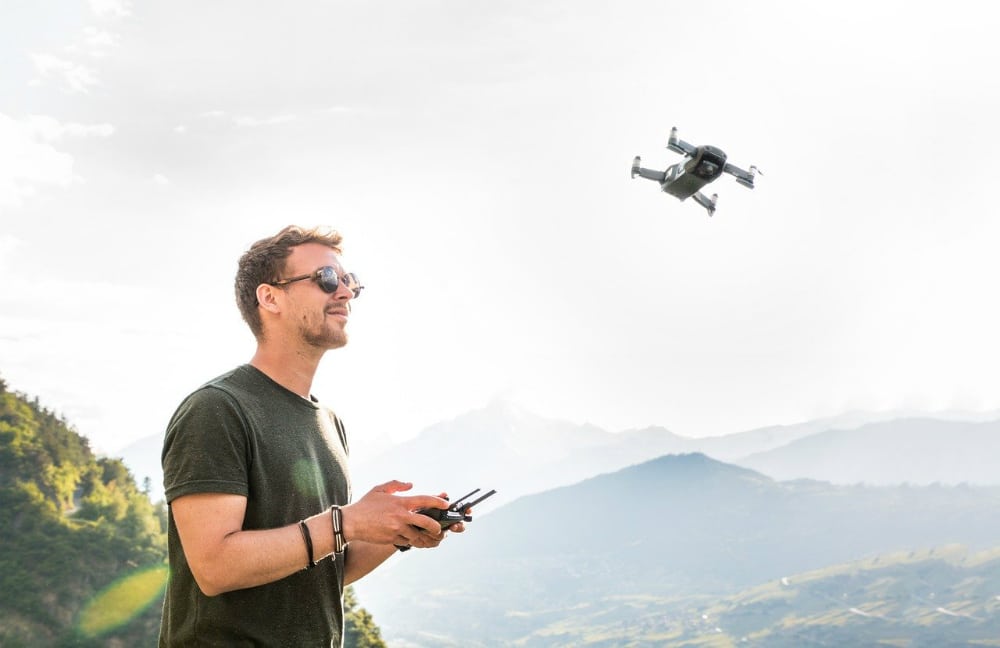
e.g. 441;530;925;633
341;480;449;548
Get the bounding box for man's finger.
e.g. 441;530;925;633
373;480;412;494
403;495;449;510
409;514;443;534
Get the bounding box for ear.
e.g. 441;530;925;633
256;283;282;314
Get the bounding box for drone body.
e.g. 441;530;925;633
631;127;758;216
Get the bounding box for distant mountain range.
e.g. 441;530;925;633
117;401;1000;504
738;418;1000;485
355;453;1000;646
349;402;1000;508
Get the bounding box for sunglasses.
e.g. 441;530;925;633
269;266;364;298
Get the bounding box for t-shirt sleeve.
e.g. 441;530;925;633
162;386;252;503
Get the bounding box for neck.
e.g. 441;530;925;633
250;341;324;399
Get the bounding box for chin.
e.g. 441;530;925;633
303;330;348;350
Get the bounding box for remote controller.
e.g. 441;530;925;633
396;488;497;551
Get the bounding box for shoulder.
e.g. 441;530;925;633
197;365;261;401
173;365;273;412
165;368;260;443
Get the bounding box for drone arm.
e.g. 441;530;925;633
666;126;697;157
631;156;666;182
692;191;718;217
723;162;757;189
634;167;667;182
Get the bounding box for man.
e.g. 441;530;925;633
160;225;457;646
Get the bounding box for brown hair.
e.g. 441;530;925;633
235;225;343;338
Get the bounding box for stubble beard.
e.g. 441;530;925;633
300;314;348;351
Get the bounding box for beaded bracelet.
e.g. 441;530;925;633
330;505;348;554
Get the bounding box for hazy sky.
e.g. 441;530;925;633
2;1;998;458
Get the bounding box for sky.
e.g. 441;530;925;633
2;0;999;460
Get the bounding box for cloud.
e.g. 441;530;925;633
317;106;353;115
234;113;298;127
192;111;304;130
193;110;298;131
89;0;131;18
153;174;169;185
0;113;113;208
0;114;76;207
0;234;25;265
30;53;99;93
79;27;121;56
26;115;115;141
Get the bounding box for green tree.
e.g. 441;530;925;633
343;586;387;648
0;381;168;645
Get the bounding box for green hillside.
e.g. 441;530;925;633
0;375;387;647
0;376;167;646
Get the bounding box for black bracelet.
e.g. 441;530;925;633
298;520;316;569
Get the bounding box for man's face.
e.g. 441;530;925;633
277;242;355;350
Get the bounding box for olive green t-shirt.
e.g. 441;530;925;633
159;364;352;647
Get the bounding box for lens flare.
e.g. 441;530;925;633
76;564;169;637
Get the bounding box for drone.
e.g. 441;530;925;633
631;126;760;216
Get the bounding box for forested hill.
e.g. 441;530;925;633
0;375;168;646
0;375;388;647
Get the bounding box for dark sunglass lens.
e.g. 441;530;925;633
344;273;363;298
316;267;340;293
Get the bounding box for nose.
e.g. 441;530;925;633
333;276;354;300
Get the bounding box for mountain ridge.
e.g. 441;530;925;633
356;452;1000;645
738;417;1000;484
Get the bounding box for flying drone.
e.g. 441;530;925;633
631;126;759;216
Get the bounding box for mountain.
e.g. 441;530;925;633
738;418;1000;485
684;410;917;461
388;546;1000;647
354;453;1000;646
645;408;1000;463
676;546;1000;647
0;378;168;646
350;400;690;508
351;404;1000;512
350;403;898;508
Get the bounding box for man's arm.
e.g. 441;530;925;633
342;541;397;585
171;481;448;596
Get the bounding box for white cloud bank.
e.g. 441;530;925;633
0;113;114;207
89;0;131;18
30;53;99;93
